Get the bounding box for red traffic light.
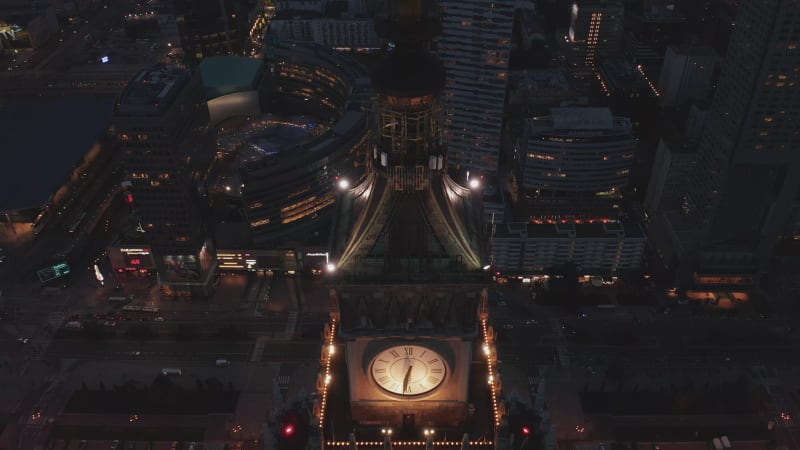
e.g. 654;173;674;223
283;424;295;437
521;426;531;436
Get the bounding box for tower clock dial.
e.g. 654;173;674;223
370;345;447;396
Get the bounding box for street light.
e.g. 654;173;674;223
338;178;350;190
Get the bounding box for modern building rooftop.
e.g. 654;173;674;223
510;69;570;91
597;59;659;98
491;221;645;239
550;107;614;130
116;64;189;113
197;56;264;100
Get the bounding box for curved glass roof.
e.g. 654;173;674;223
198;56;264;99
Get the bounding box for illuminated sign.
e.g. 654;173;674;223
109;246;156;269
120;248;151;255
218;252;246;270
37;262;71;283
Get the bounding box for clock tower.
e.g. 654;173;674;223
330;284;485;429
320;0;494;440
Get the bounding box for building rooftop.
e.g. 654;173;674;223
669;44;719;57
551;107;613;130
510;69;570;91
198;56;264;100
491;222;645;239
597;59;659;98
116;64;189;112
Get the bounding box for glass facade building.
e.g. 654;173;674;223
436;0;515;175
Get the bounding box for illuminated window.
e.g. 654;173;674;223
250;218;270;227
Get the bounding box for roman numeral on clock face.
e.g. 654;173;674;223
371;345;446;396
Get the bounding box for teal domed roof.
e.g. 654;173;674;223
198;56;264;99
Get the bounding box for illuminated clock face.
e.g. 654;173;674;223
370;345;447;396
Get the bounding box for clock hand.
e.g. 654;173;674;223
403;365;413;394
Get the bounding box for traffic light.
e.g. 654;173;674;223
521;426;531;436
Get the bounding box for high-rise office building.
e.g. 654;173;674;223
520;107;635;221
567;0;624;68
114;64;216;296
657;45;719;108
436;0;515;175
174;0;258;63
679;0;800;285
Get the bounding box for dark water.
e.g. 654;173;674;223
0;94;116;211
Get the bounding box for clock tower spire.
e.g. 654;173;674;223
331;0;486;278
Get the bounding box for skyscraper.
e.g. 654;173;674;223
114;64;216;296
681;0;800;284
657;45;720;108
567;0;624;68
436;0;515;175
174;0;257;63
521;107;635;221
